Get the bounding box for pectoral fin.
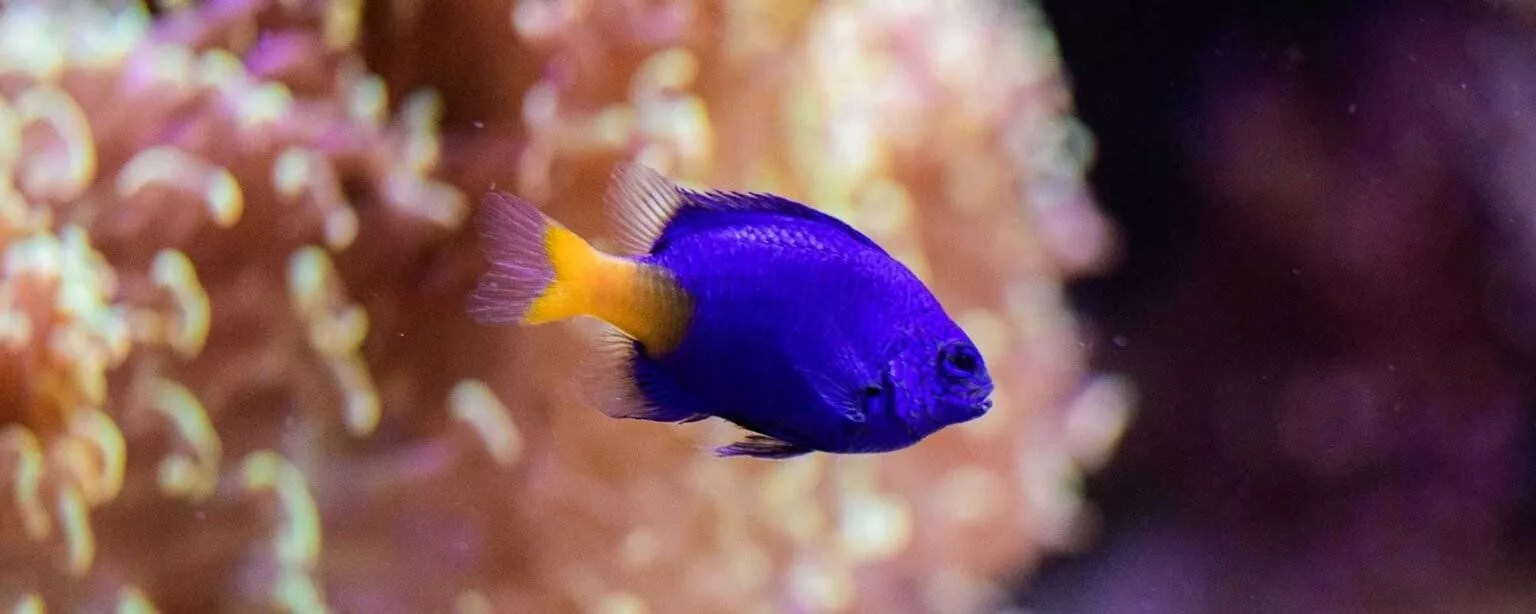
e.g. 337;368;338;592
801;343;881;427
715;434;812;459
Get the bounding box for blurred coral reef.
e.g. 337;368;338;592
0;0;1122;612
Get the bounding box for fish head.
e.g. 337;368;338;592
866;317;993;449
931;336;994;421
919;319;995;428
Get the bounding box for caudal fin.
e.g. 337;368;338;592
467;191;567;325
468;185;694;356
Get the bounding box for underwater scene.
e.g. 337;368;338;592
2;0;1532;613
0;0;1118;612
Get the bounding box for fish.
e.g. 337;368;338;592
467;163;993;459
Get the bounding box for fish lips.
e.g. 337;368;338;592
958;398;992;422
958;384;994;421
931;395;992;428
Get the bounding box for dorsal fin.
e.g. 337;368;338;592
604;163;885;255
605;163;686;256
679;189;884;251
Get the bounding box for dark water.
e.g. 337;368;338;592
1022;1;1536;612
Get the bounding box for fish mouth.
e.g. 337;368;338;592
937;397;991;426
964;398;992;420
961;388;994;420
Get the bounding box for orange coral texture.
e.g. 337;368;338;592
0;1;1126;612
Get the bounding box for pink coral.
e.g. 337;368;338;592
0;1;1123;612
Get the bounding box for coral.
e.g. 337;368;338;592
0;0;1123;613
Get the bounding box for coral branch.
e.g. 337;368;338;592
449;379;524;467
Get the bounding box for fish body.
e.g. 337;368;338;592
469;164;993;458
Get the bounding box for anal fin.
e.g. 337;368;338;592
574;322;708;423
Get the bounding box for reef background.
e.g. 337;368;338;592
1025;0;1536;612
0;1;1124;613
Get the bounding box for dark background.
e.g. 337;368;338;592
1019;1;1536;611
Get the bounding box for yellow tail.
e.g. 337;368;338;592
469;192;691;354
525;224;628;324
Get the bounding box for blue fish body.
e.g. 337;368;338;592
469;164;993;459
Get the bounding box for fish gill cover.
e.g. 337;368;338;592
0;0;1127;612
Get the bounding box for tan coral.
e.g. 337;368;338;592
449;378;524;467
0;426;48;540
132;376;221;502
0;0;1123;612
0;220;133;581
0;0;460;608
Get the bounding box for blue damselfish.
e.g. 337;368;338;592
468;164;993;458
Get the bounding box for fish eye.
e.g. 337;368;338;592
938;343;982;379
